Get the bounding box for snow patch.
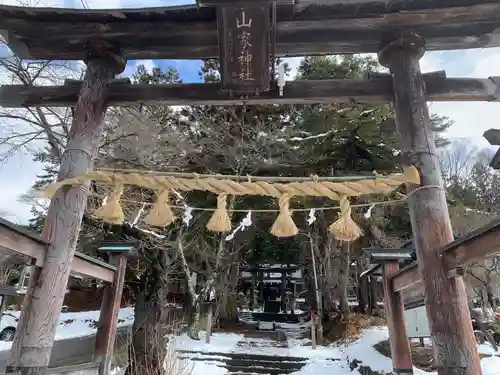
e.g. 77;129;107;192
0;308;134;350
290;359;355;375
172;332;243;353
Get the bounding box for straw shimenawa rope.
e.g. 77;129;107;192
41;167;420;199
39;166;421;240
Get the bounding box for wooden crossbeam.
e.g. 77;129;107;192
1;74;500;107
392;263;420;292
0;218;115;282
2;2;500;60
391;218;500;292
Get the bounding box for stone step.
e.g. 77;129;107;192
176;350;309;362
226;365;297;375
177;355;304;369
225;358;305;370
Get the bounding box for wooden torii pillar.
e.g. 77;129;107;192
7;42;126;375
378;33;481;375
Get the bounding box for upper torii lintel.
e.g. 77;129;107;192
1;1;500;61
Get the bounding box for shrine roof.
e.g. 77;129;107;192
1;1;500;60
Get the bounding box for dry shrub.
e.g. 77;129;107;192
375;339;436;372
115;340;195;375
163;342;194;375
323;313;383;344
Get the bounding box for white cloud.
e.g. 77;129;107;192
0;153;43;224
282;57;302;81
422;48;500;146
285;49;500;148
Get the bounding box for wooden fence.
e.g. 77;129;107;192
363;218;500;374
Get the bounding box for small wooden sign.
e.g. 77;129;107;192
217;2;271;93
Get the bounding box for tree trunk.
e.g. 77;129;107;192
176;237;199;339
7;45;125;375
357;259;370;315
127;250;169;375
338;242;350;318
381;32;481;375
322;234;340;313
218;244;241;326
486;273;496;309
186;272;201;339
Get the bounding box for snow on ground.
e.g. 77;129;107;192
173;332;242;354
340;327;430;375
191;360;228;375
0;307;134;351
289;359;353;375
341;327;500;375
174;325;500;375
478;343;500;356
2;307;499;375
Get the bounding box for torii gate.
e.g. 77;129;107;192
1;1;500;375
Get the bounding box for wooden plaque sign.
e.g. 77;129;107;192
217;2;271;93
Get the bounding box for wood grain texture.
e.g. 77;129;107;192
71;256;115;283
0;225;46;266
94;256;127;375
387;35;481;375
382;262;413;374
392;218;500;292
6;49;124;375
1;75;499;108
1;2;500;60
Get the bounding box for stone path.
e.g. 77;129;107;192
177;328;339;375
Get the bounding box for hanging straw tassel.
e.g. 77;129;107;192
403;166;421;185
206;193;232;232
270;193;298;237
94;184;125;225
329;196;363;242
144;189;176;227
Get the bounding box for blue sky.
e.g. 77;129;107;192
62;0;205;82
1;0;500;223
124;59;204;83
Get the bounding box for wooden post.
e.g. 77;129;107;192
280;272;286;313
94;255;127;375
205;302;213;344
259;270;264;304
379;32;481;375
366;276;372;316
382;262;413;375
311;311;317;350
6;42;125;375
251;272;256;311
